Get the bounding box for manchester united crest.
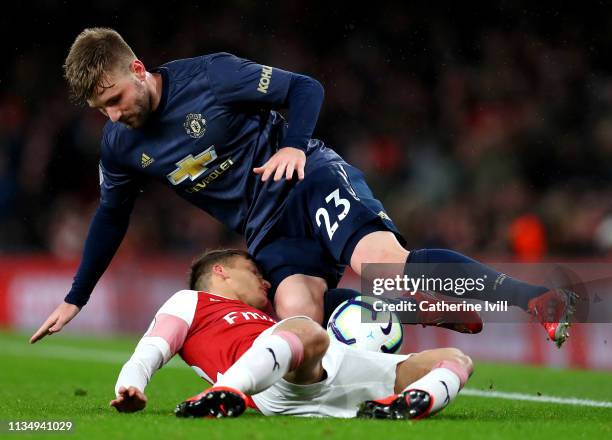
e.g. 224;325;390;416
184;113;207;138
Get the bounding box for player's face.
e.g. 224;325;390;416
226;257;271;310
87;66;152;129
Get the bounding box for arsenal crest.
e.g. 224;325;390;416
184;113;207;138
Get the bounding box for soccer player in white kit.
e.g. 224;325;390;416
111;250;473;419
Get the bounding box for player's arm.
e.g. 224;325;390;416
30;140;140;343
29;201;135;344
254;74;323;181
111;290;197;413
110;335;167;412
206;53;324;181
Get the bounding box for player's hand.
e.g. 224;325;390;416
253;146;306;182
29;302;81;344
110;386;148;413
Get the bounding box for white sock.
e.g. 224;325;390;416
214;332;303;395
403;360;468;415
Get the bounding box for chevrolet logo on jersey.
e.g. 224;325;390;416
185;158;235;193
167;146;218;185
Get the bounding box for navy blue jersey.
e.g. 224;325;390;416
99;53;342;251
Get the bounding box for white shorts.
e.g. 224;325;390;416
251;317;410;418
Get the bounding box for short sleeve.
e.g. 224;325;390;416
206;52;293;106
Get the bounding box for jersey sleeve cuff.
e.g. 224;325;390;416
279;137;309;151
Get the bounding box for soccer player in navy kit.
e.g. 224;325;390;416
31;28;576;346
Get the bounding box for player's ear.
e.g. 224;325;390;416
211;263;229;280
130;59;147;80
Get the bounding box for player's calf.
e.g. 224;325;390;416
394;347;472;392
358;348;472;420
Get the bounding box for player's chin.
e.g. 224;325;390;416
120;120;136;129
255;294;270;310
124;120;141;129
122;114;147;129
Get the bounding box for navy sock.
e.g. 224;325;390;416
323;288;360;327
404;249;548;309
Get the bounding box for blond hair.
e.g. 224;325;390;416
63;28;136;104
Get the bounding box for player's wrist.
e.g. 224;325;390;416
279;142;308;152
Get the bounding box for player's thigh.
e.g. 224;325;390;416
257;316;329;385
274;274;327;323
272;316;330;385
254;236;340;322
394;348;469;393
272;315;328;350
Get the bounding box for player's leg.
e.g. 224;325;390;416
213;315;328;390
212;316;327;392
393;347;473;392
350;231;548;308
357;348;472;419
254;233;347;323
350;230;578;345
266;268;361;326
270;163;484;332
271;316;329;384
274;274;328;323
257;162;482;331
175;317;328;418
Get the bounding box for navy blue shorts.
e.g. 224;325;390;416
253;162;405;296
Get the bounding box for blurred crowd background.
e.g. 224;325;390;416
3;1;612;262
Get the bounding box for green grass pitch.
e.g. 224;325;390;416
0;330;610;439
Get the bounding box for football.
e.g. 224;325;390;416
326;296;404;353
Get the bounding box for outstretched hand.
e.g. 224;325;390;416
253;146;306;182
110;386;148;413
30;302;81;344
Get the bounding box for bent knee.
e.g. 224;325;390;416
460;353;474;376
440;347;473;376
275;318;329;360
274;276;326;322
350;231;408;268
305;324;330;359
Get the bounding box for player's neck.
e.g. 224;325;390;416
206;285;240;302
148;72;163;112
205;289;240;300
